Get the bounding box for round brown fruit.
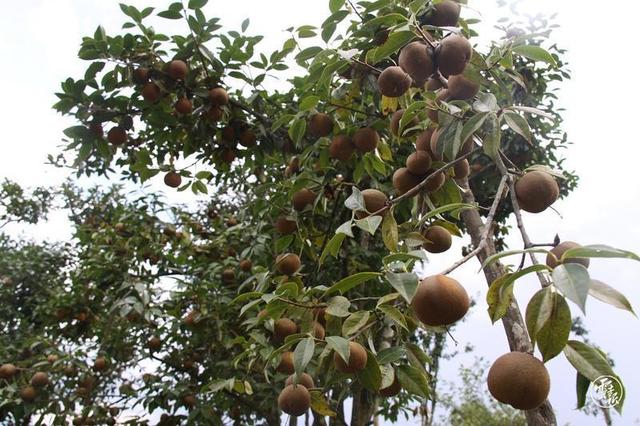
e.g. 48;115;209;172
285;373;315;389
31;371;49;387
142;82;161;103
89;121;103;137
390;109;419;137
312;321;325;340
276;351;295;374
292;188;316;211
423;0;461;27
164;172;182;188
392;168;422;196
0;363;17;379
334;341;368;374
308;113;334;138
447;75;480;101
222;268;235;283
377;66;412;98
406;151;432;176
356;189;388;219
353;127;380;153
207;106;223;122
174;98;192;114
182;394;197;408
221;148;236;164
276;253;301;275
239;129;257;147
107;127;127;146
329;135;355;162
379;373;402;397
453;159;470;179
209;87;229;106
426;77;444;91
167;60;188;80
514;171;559;213
274;319;298;344
47;355;58;364
132;67;149;84
278;384;311;416
148;336;162;351
239;259;252;272
487;352;550;410
21;386;37;402
546;241;590;269
436;35;472;77
415;129;435;155
423;170;445;192
422;225;452;253
398;41;435;84
93;357;107;372
411;275;469;326
275;216;297;234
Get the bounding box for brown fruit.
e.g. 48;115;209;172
93;357;107;372
275;216;297;234
221;148;236;164
274;319;298;344
514;171;559;213
207;106;223;121
424;0;461;27
390;109;419;137
334;341;368;374
31;371;49;387
487;352;550;410
221;126;236;143
308;113;334;138
148;336;162;351
276;351;295;374
430;129;473;161
353;128;380;153
447;74;480;100
292;188;316;211
89;121;103;137
426;77;444;91
239;129;257;147
133;67;150;84
379;373;402;397
422;226;452;253
411;275;469;326
356;189;388;218
329;135;355;162
209;87;229;106
64;365;76;377
142;82;162;103
167;60;188;80
222;268;235;284
312;321;326;340
278;384;311;416
276;253;301;275
398;41;435;83
174;98;192;114
0;363;17;379
415;129;435;155
453;159;470;179
47;355;58;364
436;35;472;77
313;307;327;326
239;259;252;272
21;386;37;402
164;172;182;188
427;89;451;124
425;170;445;192
182;394;197;408
546;241;590;269
406;151;432;176
378;66;412;98
107;127;127;146
392;168;422;196
285;373;315;389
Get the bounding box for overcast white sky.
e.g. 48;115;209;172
1;1;640;425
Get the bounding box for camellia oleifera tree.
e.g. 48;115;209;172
2;0;639;425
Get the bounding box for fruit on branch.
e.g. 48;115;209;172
221;148;236;164
107;127;127;146
275;216;297;234
45;355;58;363
426;77;444;91
422;0;461;27
182;394;197;408
274;318;298;344
329;135;355;162
427;89;451;124
276;351;295;374
20;386;37;402
221;126;236;143
0;363;17;379
353;127;380;153
379;372;401;397
430;128;473;161
285;373;315;389
453;159;470;179
546;241;590;269
392;168;422;196
208;88;229;106
313;307;327;326
183;310;198;326
174;98;192;114
167;60;188;80
222;268;235;283
411;275;469;326
239;129;257;147
89;121;103;137
164;172;182;188
334;341;368;374
239;259;252;271
487;352;550;410
148;336;162;351
447;74;480;100
422;225;452;253
292;188;316;211
93;357;107;372
132;67;150;84
308;113;334;138
390;109;419;137
31;371;49;387
276;253;301;275
377;66;412;98
423;170;446;192
142;82;162;103
406;151;433;175
514;171;559;213
356;189;388;218
399;41;435;83
278;384;311;416
415;129;435;154
436;35;472;77
312;321;326;340
207;106;223;121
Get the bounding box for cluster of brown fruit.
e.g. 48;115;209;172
0;365;50;403
308;113;381;162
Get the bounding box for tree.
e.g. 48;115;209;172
1;0;638;425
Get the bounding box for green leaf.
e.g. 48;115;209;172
473;93;498;113
552;264;590;313
355;215;383;235
367;31;415;64
310;390;336;416
376;292;400;307
326;336;350;363
480;247;551;270
376;347;405;364
397;365;430;398
385;272;418;304
356;350;382;391
526;289;571;362
325;272;381;296
326;296;351;317
188;0;208;9
319;232;345;266
241;18;250;32
157;9;182;19
487;265;550;323
381;211;398;252
576;372;590;409
345;187;366;211
342;311;370;336
299;96;320;111
460;112;489;146
589;280;636;316
482;113;500;160
562;244;640;262
329;0;345;13
503;111;532;144
293;337;316;375
288;118;307;145
377;305;408;331
512;44;557;66
399;100;427;135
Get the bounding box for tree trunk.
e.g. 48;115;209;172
459;178;557;426
350;387;377;426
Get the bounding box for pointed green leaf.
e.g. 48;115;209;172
356;350;382;391
325;272;381;296
384;272;418;303
552;264;590;313
589;280;636;316
294;337;316;375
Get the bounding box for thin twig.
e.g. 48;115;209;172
346;0;364;21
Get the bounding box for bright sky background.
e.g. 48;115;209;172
1;1;640;425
